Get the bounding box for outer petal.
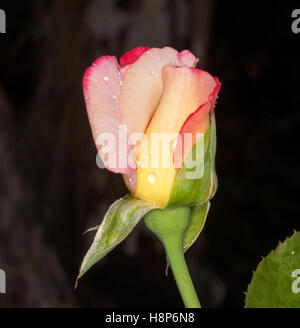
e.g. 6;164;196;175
167;112;218;207
135;66;218;207
148;66;218;135
119;47;197;137
120;46;150;67
83;56;136;188
174;77;221;168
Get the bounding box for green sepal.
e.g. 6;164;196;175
76;195;155;285
167;112;217;207
245;231;300;308
82;225;99;234
183;201;210;253
209;113;218;198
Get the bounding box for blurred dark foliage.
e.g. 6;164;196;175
0;0;299;307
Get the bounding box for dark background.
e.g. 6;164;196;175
0;0;299;307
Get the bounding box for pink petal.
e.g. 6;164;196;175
119;47;196;137
174;76;221;169
83;56;120;143
120;46;150;67
83;55;135;185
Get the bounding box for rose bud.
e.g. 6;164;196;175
77;47;221;302
83;46;220;208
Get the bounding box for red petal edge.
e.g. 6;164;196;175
119;47;150;67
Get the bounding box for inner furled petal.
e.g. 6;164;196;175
134;66;217;207
83;55;135;186
119;47;196;137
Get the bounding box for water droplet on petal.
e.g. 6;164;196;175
147;173;156;184
104;76;109;81
120;80;123;86
112;95;117;100
150;70;155;76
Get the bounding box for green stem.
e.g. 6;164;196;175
144;207;201;308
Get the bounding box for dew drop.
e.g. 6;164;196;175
291;251;295;255
120;80;123;86
112;95;117;100
150;70;155;76
104;76;109;81
147;173;156;184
